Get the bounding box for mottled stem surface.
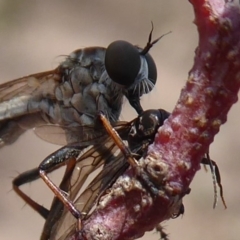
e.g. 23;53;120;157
75;1;240;239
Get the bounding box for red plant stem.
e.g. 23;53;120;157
75;1;240;239
148;0;240;200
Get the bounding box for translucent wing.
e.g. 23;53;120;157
47;142;118;239
0;70;61;124
53;150;127;240
47;123;132;240
0;70;63;146
69;122;132;206
49;110;169;239
34;125;70;146
34;121;129;146
76;151;128;213
34;125;105;146
0;70;60;102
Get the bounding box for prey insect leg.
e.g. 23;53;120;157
201;153;227;209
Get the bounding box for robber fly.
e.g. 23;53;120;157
3;24;168;238
32;109;226;239
0;23;166;148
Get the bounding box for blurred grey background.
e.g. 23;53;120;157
0;0;240;239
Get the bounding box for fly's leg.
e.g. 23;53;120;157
99;112;139;168
40;156;77;240
201;153;227;209
39;146;83;221
13;167;49;219
155;224;169;240
13;146;81;219
99;112;160;196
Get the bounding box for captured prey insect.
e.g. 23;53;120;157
33;109;226;239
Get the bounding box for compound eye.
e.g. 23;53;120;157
145;53;157;89
105;40;141;86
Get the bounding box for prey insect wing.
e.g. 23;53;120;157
68;123;131;203
50;140;128;240
40;122;132;240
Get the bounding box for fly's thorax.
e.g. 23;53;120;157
59;47;106;90
47;46;124;126
62;47;106;67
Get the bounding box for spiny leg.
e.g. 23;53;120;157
39;146;83;221
40;157;78;240
201;153;227;209
13;167;49;219
99;112;138;168
13;146;81;220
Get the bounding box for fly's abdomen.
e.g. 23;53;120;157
0;95;33;120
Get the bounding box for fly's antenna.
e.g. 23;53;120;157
141;21;171;55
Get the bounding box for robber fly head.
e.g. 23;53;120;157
105;23;170;100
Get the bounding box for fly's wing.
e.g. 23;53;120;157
0;70;62;146
0;70;60;118
34;120;129;146
34;125;105;146
34;125;70;146
0;47;127;148
67;121;132;202
50;146;127;240
48;123;132;240
0;71;62;100
76;151;128;213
